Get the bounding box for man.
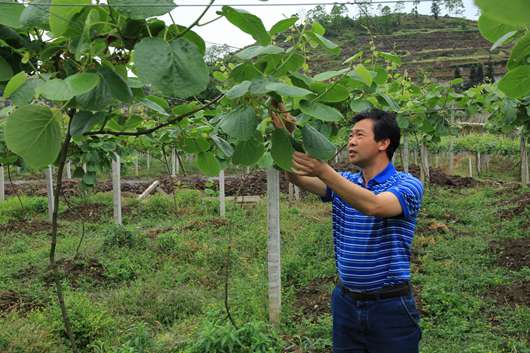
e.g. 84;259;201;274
288;109;424;353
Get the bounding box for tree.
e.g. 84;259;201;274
431;0;441;19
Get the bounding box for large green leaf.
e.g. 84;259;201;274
10;79;42;106
197;151;221;177
65;72;100;96
98;65;132;102
350;99;372;113
301;125;336;161
20;0;51;29
265;82;313;97
508;33;530;69
354;64;373;87
134;37;209;98
299;100;343;122
49;0;90;35
108;0;176;20
211;135;234;158
313;69;350;82
232;139;264;165
313;33;340;55
36;79;73;101
226;80;252;99
478;15;519;43
69;111;105;136
0;56;13;81
3;71;26;98
230;63;262;82
219;105;257;141
222;6;270;46
0;3;24;28
498;65;530;98
270;16;298;35
75;77;113;110
475;0;530;26
236;45;284;60
271;129;294;171
5;105;62;169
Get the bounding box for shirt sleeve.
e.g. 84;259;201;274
387;176;424;219
320;171;349;203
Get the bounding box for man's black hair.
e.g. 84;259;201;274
351;109;401;160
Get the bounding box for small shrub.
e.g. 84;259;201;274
103;225;146;249
189;320;282;353
156;232;181;254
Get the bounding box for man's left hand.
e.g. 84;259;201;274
292;151;330;178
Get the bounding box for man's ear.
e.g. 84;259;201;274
378;138;391;152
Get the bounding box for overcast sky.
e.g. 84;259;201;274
162;0;481;49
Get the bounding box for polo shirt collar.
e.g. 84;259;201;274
357;162;397;186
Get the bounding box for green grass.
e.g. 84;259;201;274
0;184;528;352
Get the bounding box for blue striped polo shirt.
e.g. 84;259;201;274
322;163;424;292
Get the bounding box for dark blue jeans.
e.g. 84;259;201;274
331;285;422;353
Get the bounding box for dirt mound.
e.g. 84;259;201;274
0;291;44;314
44;258;108;288
0;219;50;235
497;192;530;221
293;276;335;322
61;203;111;221
489;238;530;271
488;281;530;307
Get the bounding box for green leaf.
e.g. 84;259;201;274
49;0;90;36
377;51;401;65
98;65;133;102
65;72;100;96
134;37;209;99
20;0;51;29
315;84;349;103
498;65;530;98
475;0;530;26
70;111;105;136
301;125;336;161
508;33;530;69
36;79;73;101
274;53;305;76
222;6;270;46
236;45;284;60
108;0;176;20
232;139;264;165
0;56;13;81
271;129;294;170
313;33;340;55
230;63;262;82
0;3;24;28
219;105;257;141
3;72;27;98
211;135;234;158
5;105;62;169
270;16;298;35
225;80;252;99
299;100;343;122
311;21;326;36
478;15;519;43
350;99;372;113
165;25;206;56
378;93;400;111
396;115;409;129
354;64;373;86
491;31;517;51
75;78;113;110
197;151;221;177
265;82;312;97
140;97;169;116
313;69;349;82
10;79;42;106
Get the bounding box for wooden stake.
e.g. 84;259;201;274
46;165;54;222
266;168;281;327
112;154;122;225
219;170;225;217
521;133;529;186
0;165;4;202
66;160;72;179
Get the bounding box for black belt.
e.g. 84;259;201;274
338;281;410;301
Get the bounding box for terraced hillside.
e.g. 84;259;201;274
306;14;509;82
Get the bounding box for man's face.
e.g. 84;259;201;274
348;119;387;167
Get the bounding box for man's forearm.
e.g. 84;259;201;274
318;165;379;215
286;172;327;197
